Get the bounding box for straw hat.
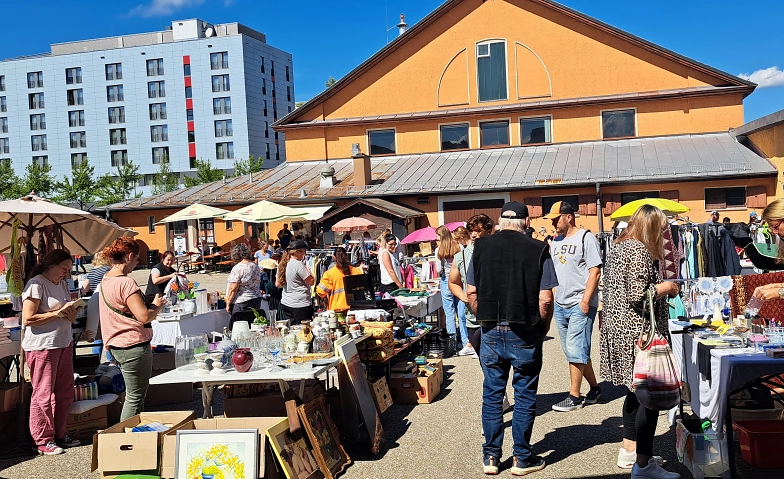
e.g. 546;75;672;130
260;258;278;270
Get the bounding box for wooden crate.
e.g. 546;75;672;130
370;376;393;414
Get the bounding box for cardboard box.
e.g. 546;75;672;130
0;383;21;412
427;358;444;386
67;404;107;425
223;391;287;418
91;410;196;476
144;382;194;407
388;372;441;404
370;376;393;414
67;404;109;439
160;417;285;479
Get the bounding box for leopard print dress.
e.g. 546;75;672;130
600;239;670;390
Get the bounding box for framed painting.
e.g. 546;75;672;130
175;429;258;479
298;395;351;479
266;418;324;479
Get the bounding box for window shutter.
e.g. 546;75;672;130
660;190;679;202
601;194;621;216
525;197;543;218
746;186;767;208
578;195;598;215
704;189;726;210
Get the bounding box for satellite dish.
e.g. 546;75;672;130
205;27;214;37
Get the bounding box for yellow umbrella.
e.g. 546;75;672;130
156;203;230;224
222;200;307;223
610;198;689;221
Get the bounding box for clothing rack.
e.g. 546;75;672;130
308;248;335;253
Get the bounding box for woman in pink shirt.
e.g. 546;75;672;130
98;238;165;421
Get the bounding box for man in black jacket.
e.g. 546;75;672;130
466;201;554;476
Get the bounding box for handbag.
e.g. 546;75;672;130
632;289;682;411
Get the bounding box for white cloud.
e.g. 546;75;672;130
128;0;206;18
738;66;784;88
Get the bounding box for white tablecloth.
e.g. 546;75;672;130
152;310;231;346
395;291;442;319
0;339;20;359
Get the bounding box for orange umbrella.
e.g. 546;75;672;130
331;217;377;233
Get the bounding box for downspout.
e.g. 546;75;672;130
596;182;604;233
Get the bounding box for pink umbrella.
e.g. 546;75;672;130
444;221;465;231
331;216;377;233
400;226;437;244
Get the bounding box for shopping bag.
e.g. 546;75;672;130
632;289;682;411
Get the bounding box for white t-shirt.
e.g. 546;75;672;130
379;249;401;285
281;258;313;308
21;275;74;351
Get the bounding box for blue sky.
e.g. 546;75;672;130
2;0;782;122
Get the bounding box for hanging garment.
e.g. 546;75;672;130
6;218;24;296
681;231;695;279
720;229;741;276
24;240;37;282
401;264;415;288
659;226;680;280
668;294;687;319
37;231;46;264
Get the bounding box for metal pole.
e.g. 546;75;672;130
596;182;604;233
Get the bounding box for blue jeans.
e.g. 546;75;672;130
440;278;461;340
554;303;597;364
480;325;543;462
457;301;469;348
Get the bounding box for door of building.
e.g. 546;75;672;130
442;199;505;224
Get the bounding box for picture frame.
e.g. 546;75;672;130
175;429;258;479
266;418;324;479
298;395;351;479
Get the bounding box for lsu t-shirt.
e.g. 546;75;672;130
550;230;603;307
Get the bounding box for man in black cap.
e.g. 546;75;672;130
466;201;554;476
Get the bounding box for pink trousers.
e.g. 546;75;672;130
25;343;75;445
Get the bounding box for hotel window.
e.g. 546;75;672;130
705;187;746;210
188;130;195;142
32;155;48;167
67;89;84;106
265;143;270;160
0;138;8;154
28;93;44;109
476;41;507;102
111;150;128;167
148;216;156;234
271;60;275;76
216;142;234;160
602;109;636;139
66;67;82;85
211;74;230;93
109;128;127;145
260;57;265;73
479;120;509;147
186;109;194;121
1;117;7;133
68;110;85;127
213;97;231;115
149;103;167;120
368;129;396;155
105;63;122;81
262;78;266;95
264;121;269;138
150;125;168;142
152;146;169;164
29;114;45;130
108;107;125;124
210;52;229;70
27;71;44;89
0;97;5;112
520;116;551;145
71;152;87;168
287;85;291;101
70;131;87;148
440;123;469;151
0;75;5;92
106;85;124;102
285;65;290;81
275;144;280;162
214;120;233;137
225;220;233;231
146;58;164;76
185;86;193;99
262;100;268;116
148;81;165;99
183;64;191;76
31;134;47;151
189;156;197;168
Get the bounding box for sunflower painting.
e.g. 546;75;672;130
175;430;258;479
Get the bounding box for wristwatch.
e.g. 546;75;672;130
778;287;784;299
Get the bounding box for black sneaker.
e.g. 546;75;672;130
552;394;584;412
55;434;81;448
585;386;602;405
511;456;546;476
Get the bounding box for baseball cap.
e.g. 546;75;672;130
287;239;308;251
543;201;579;220
749;212;759;218
500;201;529;219
710;210;719;215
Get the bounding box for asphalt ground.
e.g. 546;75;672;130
0;269;781;478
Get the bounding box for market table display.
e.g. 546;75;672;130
393;290;442;320
0;336;21;382
152;310;233;346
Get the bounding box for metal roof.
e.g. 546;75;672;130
318;198;425;223
731;108;784;138
109;133;776;211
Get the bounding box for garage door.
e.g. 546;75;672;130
442;199;505;224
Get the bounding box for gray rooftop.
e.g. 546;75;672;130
109;132;776;211
731;108;784;137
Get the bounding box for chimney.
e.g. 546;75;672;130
320;164;336;188
397;14;408;36
352;144;372;187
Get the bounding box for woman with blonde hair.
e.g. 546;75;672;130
752;199;784;300
599;205;680;477
81;251;111;294
435;225;464;347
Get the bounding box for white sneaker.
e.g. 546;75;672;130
618;449;664;469
472;352;479;359
458;345;474;356
631;458;680;479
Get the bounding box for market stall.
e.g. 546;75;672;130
152;310;235;347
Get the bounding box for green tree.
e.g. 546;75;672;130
22;162;56;199
151;159;180;195
0;160;24;200
233;155;264;176
294;101;307;109
325;76;336;88
96;161;141;206
184;158;224;187
55;158;97;210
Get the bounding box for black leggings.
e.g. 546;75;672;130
468;327;482;353
622;389;659;456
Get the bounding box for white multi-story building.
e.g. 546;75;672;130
0;19;293;190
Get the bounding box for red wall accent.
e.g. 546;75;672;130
184;77;192;87
182;55;190;64
187;121;195;132
189;144;196;156
186;99;193;109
